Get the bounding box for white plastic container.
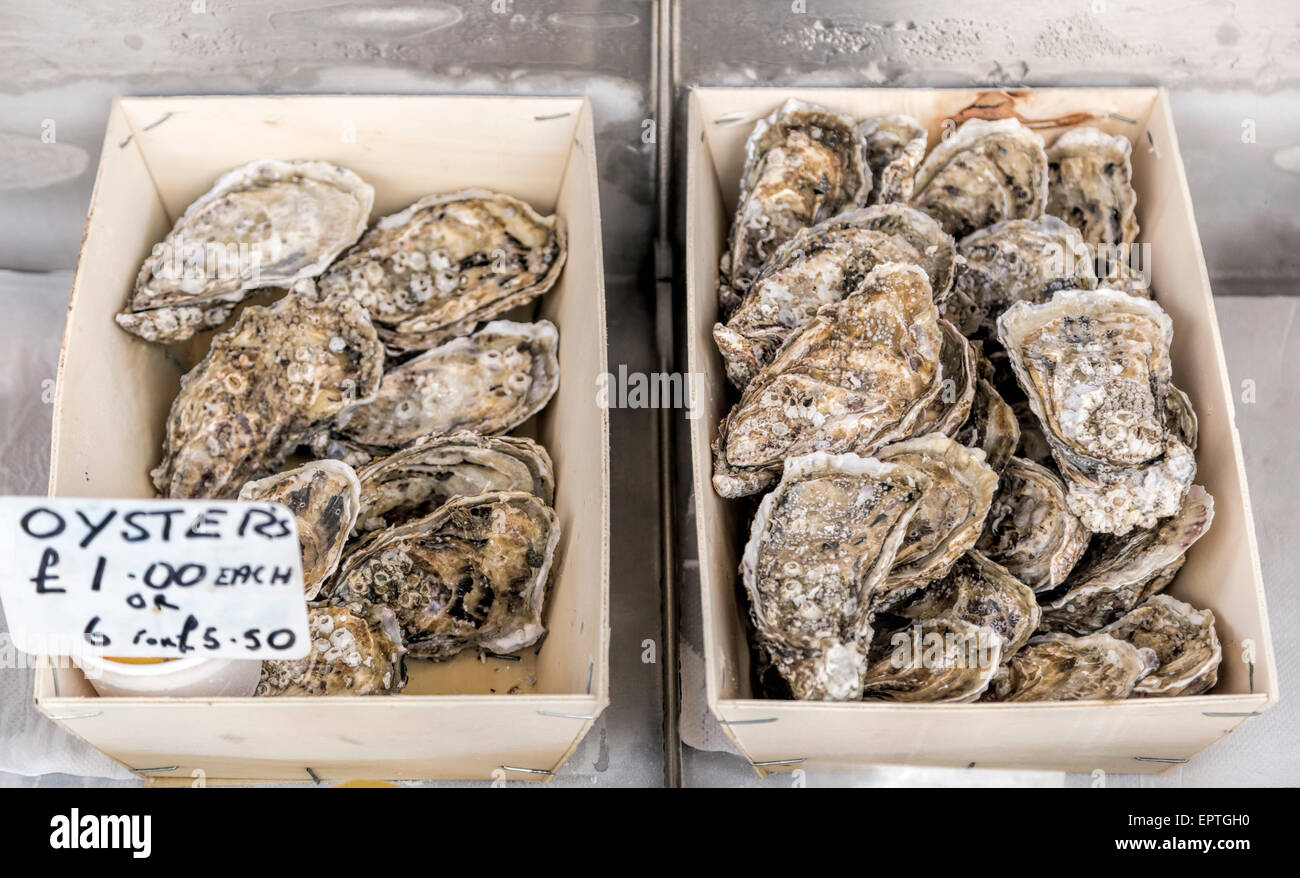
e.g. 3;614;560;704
74;656;262;698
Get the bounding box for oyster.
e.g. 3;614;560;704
1046;127;1139;248
982;632;1157;702
1166;386;1198;451
943;216;1097;341
955;376;1020;473
317;190;566;354
859;114;928;204
977;457;1089;593
718;100;869;317
712;262;944;498
238;460;361;600
740;452;929;701
354;431;554;534
713;204;956;387
336;319;559;451
256;604;405;696
998;288;1195;534
863;617;1002;703
1099;594;1222;697
875;434;998;590
911;118;1048;239
117;160;373;343
1040;485;1214;634
881;550;1041;657
152;292;384;499
906;320;976;437
328;491;558;660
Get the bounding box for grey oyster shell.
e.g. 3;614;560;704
1046;127;1139;248
1099;594;1221;697
875;434;998;591
238;459;361;600
718;100;870;318
998;288;1196;534
741;452;929;701
982;632;1158;702
118;160;374;343
354;431;554;534
317;189;566;355
859;114;928;204
712;262;944;499
882;551;1041;658
863;617;1003;703
256;603;405;696
713;204;956;388
907;320;976;437
1040;485;1214;634
911;118;1049;239
336;319;558;451
942;216;1098;342
955;375;1020;473
1166;386;1199;451
152;292;384;499
328;491;559;660
977;456;1089;593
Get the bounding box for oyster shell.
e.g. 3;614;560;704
328;491;558;660
713;204;956;388
256;603;405;696
955;376;1020;473
859;114;928;204
998;288;1196;534
152;292;384;499
1040;485;1214;634
1166;386;1199;451
317;190;566;354
354;431;554;534
718;100;869;317
712;262;944;498
336;319;558;451
875;434;998;590
740;452;929;701
982;632;1158;702
943;216;1097;341
117;160;373;343
906;320;976;437
1099;594;1221;697
863;617;1002;703
1046;127;1139;248
238;460;361;600
911;118;1048;239
977;456;1089;593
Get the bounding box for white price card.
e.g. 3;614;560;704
0;497;310;660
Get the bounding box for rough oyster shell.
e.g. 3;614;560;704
152;292;384;499
1166;385;1199;452
955;375;1020;473
718;100;870;317
328;491;559;660
117;160;373;343
336;319;558;451
863;617;1003;703
741;452;928;701
1039;485;1214;634
354;431;554;534
906;320;976;437
317;189;566;355
911;118;1048;239
713;204;956;388
998;288;1195;534
875;434;998;590
859;114;928;204
256;603;405;696
942;216;1098;341
1099;594;1221;697
982;632;1158;702
1046;127;1139;248
238;459;361;600
712;262;944;498
977;456;1089;593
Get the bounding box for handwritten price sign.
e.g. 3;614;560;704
0;497;310;660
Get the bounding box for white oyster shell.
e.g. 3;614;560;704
977;456;1090;593
118;160;374;343
256;603;405;696
982;631;1158;702
238;459;361;600
1099;594;1222;697
1046;127;1139;248
859;114;928;204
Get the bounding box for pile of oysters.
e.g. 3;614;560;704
119;159;567;696
713;100;1222;703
